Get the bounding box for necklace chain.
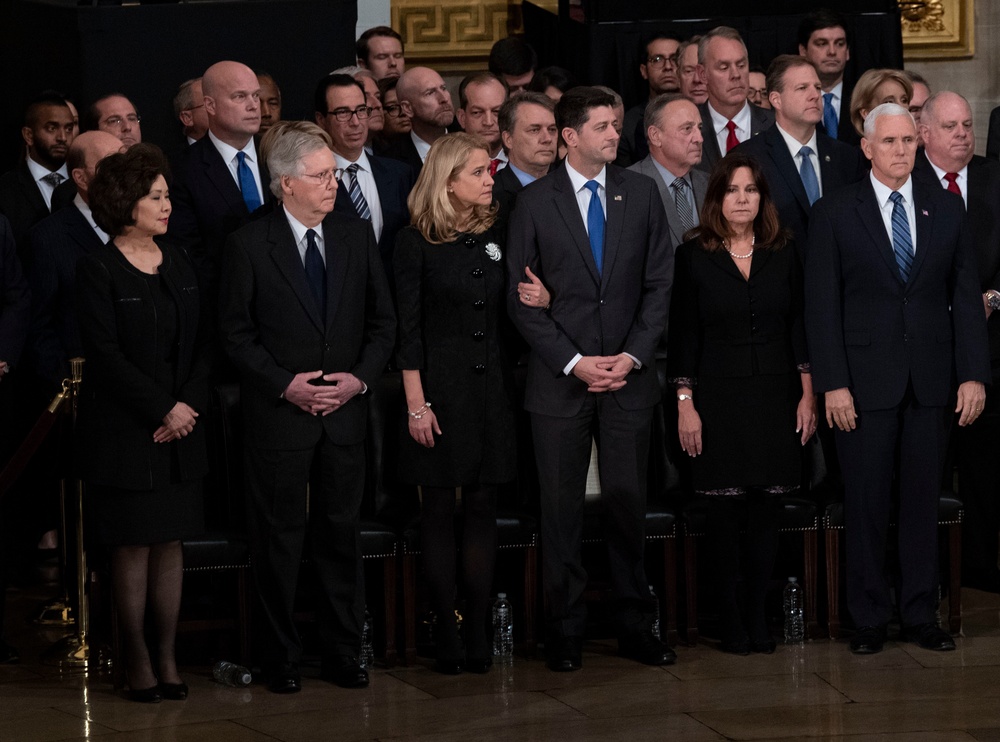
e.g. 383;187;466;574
725;234;756;259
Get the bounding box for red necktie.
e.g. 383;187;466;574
489;158;501;176
725;120;739;153
944;172;961;196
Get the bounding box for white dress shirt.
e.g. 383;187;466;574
775;123;823;199
410;131;434;163
334;150;383;241
707;100;753;155
208;130;263;204
73;193;109;244
870;172;917;254
926;158;968;208
824;81;844;123
25;156;69;211
283;206;326;267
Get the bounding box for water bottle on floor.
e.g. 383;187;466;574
359;606;375;669
783;576;805;644
649;584;661;641
213;660;252;687
492;592;513;660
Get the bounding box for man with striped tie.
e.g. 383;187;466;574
316;73;414;289
804;103;989;656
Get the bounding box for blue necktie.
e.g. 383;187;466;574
236;151;262;213
304;228;326;315
889;192;913;282
584;180;604;275
346;163;372;221
823;93;838;139
798;146;821;206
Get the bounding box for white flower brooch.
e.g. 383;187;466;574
485;242;502;262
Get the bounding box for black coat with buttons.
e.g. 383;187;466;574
394;225;516;487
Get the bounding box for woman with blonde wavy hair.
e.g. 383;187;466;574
394;132;536;674
849;68;913;137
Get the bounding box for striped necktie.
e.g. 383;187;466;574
346;163;371;221
889;192;913;282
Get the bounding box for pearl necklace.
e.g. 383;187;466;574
725;234;755;259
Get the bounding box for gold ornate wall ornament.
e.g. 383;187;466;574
901;0;974;59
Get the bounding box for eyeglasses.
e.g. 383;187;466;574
299;169;337;186
184;104;205;112
646;54;676;69
103;114;141;128
325;106;372;122
383;103;404;117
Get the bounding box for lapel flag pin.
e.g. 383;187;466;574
922;209;929;216
614;195;622;201
824;155;831;162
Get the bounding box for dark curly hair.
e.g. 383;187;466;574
89;142;170;236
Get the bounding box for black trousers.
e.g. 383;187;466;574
532;394;655;639
836;386;944;628
956;385;1000;579
245;432;365;666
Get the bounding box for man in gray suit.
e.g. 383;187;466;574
696;26;774;174
629;94;708;250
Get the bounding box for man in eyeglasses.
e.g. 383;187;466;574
173;78;209;146
315;73;414;288
85;93;141;149
617;33;680;167
166;60;272;298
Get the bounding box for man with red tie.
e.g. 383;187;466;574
457;72;509;174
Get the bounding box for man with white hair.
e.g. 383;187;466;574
805;103;989;655
219;121;395;694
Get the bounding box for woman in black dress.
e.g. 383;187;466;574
79;144;209;701
667;154;816;654
394;133;544;673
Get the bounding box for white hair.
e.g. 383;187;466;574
863;102;913;138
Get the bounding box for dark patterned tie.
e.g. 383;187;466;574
346;163;371;221
944;172;961;196
889;192;913;283
671;177;696;235
304;228;326;315
41;172;65;189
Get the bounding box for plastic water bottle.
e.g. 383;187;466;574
649;584;661;641
492;592;513;659
359;606;375;669
783;576;805;644
213;660;252;687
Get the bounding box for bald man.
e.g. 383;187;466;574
379;66;454;174
26;131;122;389
166;60;271;296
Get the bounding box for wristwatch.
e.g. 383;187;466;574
677;393;693;402
987;290;1000;312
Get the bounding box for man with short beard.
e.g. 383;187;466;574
381;66;454;175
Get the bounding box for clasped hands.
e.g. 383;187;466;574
572;354;634;393
284;370;364;416
153;401;198;443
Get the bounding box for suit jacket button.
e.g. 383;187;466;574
473;300;485;310
472;364;486;374
471;268;483;277
472;331;485;341
600;299;605;305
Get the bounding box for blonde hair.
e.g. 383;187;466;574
407;132;497;244
849;68;913;137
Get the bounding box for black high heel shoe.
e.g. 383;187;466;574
127;685;163;703
158;681;189;700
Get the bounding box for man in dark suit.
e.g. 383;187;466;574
166;60;271;296
25;131;122;392
629;94;708;250
696;27;774;174
734;56;866;252
805;103;990;655
0;94;75;253
913;91;1000;593
798;9;858;146
379;66;453;175
507;87;674;671
219;122;395;693
493;91;557;227
173;78;209;147
617;33;681;168
457;72;509;169
314;73;414;285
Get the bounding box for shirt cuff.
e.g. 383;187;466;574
563;353;583;376
623;353;641;370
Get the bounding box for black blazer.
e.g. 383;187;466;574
76;242;210;490
219;208;396;449
378;133;423;176
25;204;104;389
332;154;415;281
491;163;524;229
913;150;1000;370
986;105;1000;160
734;126;867;253
0;213;30;370
696;102;774;174
506;162;673;416
0;161;51;254
804;176;990;410
165;136;273;294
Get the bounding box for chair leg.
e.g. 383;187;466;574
684;533;698;644
663;537;679;646
402;552;417;665
382;555;397;667
825;528;841;639
803;530;820;639
522;544;537;656
948;522;962;635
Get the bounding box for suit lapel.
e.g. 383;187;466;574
638;158;683;245
67;206;103;251
18;161;48;216
603;167;626;283
706;245;746;282
909;181;935;282
766;129;812;214
321;215;350;330
857;181;903;283
267;212;325;331
699;105;722;168
202;141;251;216
552;166;601;285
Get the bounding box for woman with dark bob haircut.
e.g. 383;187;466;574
667;153;816;655
78;143;209;702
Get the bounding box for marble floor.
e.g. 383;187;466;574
4;586;1000;742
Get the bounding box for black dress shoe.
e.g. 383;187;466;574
546;636;583;672
127;685;163;703
902;623;956;651
266;663;302;694
158;681;189;700
849;625;887;655
321;655;370;688
0;640;19;664
619;630;676;666
719;639;751;656
464;656;492;674
751;639;776;654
